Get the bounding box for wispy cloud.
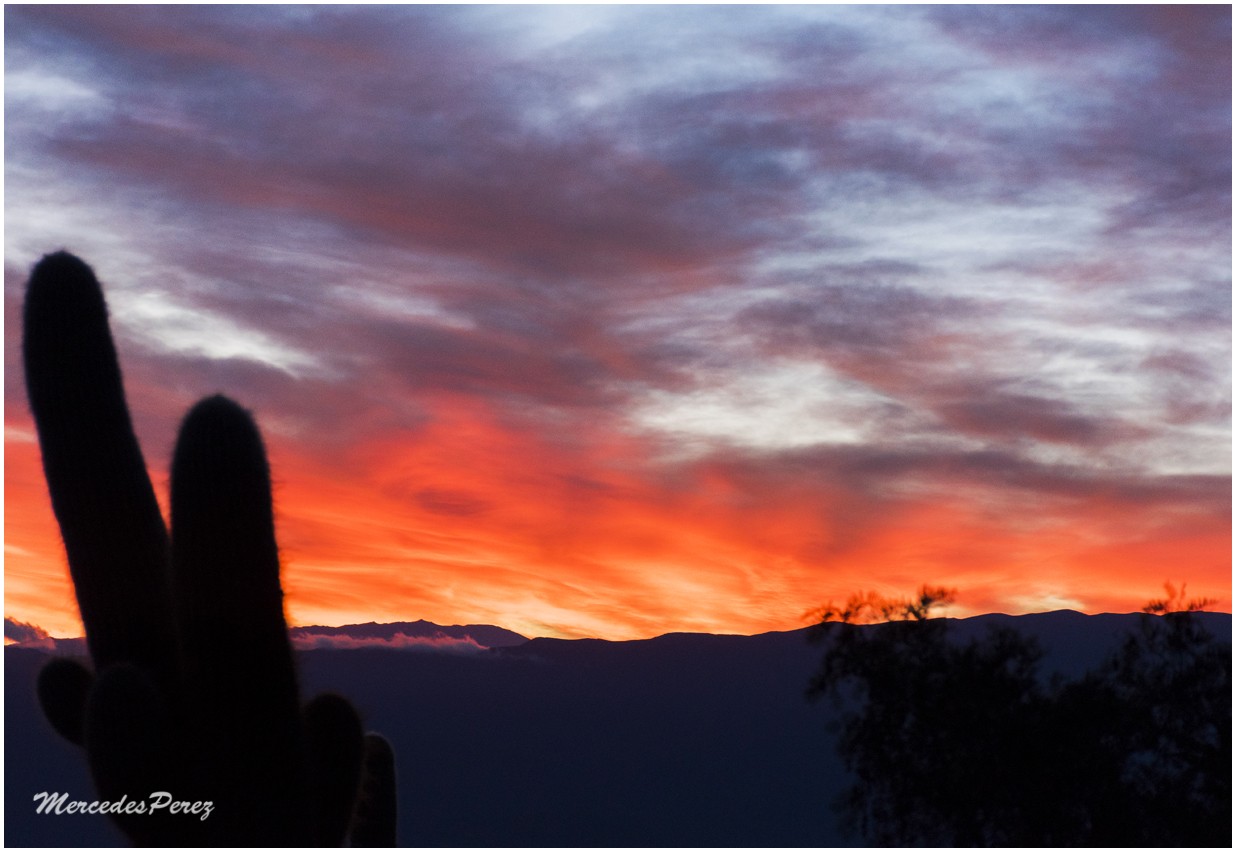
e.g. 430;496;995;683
290;631;489;654
5;5;1229;639
4;616;50;644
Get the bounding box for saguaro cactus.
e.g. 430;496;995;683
23;251;396;845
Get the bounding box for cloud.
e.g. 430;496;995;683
7;6;807;286
4;6;1230;639
290;631;489;654
4;617;51;643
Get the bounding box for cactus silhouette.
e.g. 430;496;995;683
23;251;397;845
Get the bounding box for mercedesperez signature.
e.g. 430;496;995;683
33;791;214;821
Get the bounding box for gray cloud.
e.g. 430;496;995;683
5;6;1229;631
5;617;51;643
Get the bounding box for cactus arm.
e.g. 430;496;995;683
304;693;366;845
22;252;177;687
35;657;94;744
169;395;315;843
351;733;399;846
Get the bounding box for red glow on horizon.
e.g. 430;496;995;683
5;396;1230;642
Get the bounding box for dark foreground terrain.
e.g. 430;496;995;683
5;611;1229;846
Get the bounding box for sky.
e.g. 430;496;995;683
4;4;1231;641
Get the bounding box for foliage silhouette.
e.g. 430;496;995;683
807;584;1231;846
23;251;397;845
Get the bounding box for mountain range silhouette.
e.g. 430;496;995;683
289;620;528;649
5;610;1229;846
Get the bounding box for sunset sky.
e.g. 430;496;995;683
4;5;1231;641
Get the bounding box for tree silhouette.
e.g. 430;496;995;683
807;584;1231;846
23;252;397;845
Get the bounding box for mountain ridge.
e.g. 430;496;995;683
9;608;1231;654
288;618;529;648
5;610;1229;846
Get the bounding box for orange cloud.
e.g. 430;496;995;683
5;388;1230;643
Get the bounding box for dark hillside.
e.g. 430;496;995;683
5;611;1229;846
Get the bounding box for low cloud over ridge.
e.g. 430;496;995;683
291;631;490;654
